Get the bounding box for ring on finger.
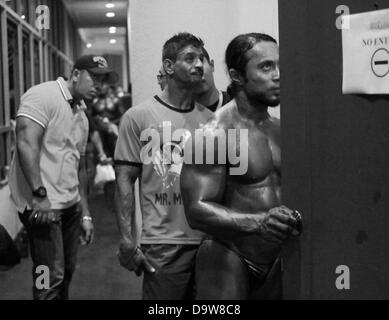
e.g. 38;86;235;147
292;210;302;221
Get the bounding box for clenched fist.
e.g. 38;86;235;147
255;205;302;244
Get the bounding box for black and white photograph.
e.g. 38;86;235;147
0;0;389;306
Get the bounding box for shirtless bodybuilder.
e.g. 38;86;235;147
181;33;302;300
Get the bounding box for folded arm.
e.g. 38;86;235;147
181;162;299;244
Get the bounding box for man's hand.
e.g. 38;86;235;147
98;154;113;165
255;205;302;244
29;197;55;225
108;123;118;137
80;218;94;245
117;244;155;276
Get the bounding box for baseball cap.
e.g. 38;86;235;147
73;55;119;84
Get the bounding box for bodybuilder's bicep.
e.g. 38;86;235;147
181;163;227;207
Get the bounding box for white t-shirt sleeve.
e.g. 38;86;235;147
114;109;143;166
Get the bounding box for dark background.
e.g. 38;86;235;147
280;0;389;299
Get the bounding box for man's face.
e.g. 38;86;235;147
195;58;215;94
75;70;105;101
241;41;280;107
172;45;204;87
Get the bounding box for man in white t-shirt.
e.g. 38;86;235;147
114;32;213;299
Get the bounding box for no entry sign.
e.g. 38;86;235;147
342;9;389;94
371;48;389;78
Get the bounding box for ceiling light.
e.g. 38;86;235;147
106;12;115;18
21;15;26;20
86;43;92;48
106;1;115;9
109;27;117;34
109;39;116;44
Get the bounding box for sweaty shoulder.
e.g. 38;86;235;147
207;99;237;131
191;101;238;165
270;116;280;127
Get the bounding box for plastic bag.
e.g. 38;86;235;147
94;164;115;188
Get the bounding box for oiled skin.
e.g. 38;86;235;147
180;40;299;299
183;101;283;266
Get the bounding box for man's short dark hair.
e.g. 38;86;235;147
202;47;211;63
162;32;204;62
225;33;277;96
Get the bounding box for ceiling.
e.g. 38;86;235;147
79;27;127;54
62;0;128;28
62;0;128;54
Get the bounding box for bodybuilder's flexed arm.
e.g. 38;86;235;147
181;145;299;245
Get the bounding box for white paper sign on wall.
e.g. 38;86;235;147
342;9;389;94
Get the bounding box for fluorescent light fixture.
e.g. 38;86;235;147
106;12;115;18
109;27;117;34
86;43;92;48
109;39;116;44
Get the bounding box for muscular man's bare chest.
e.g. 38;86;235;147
231;121;281;184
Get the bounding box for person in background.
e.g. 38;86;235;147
194;47;231;111
8;55;118;300
157;66;167;91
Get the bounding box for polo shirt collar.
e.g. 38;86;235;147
56;77;87;111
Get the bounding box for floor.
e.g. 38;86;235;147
0;185;142;300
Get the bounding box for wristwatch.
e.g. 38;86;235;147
32;186;47;198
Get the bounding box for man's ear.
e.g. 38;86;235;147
210;59;215;72
163;59;174;76
229;68;244;87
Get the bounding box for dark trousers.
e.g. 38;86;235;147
141;244;198;300
19;203;81;300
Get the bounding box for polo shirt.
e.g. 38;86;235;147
8;77;89;211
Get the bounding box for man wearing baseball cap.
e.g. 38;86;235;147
73;55;119;85
8;55;117;299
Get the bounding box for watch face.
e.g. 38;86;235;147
33;186;47;198
38;188;46;197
